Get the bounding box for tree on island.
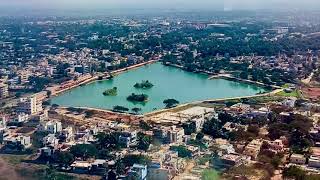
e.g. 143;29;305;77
103;87;118;96
134;80;154;89
132;107;142;115
127;93;148;102
113;105;129;112
163;99;180;108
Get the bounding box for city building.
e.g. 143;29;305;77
17;96;42;115
290;154;306;165
38;121;63;134
128;164;147;180
0;83;9;98
119;130;137;147
243;139;263;160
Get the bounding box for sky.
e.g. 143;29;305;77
1;0;320;10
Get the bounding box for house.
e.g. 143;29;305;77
38;121;62;134
3;134;32;150
290;154;306;165
225;103;251;114
12;113;29;123
147;167;171;180
243;139;263;160
128;164;148;180
119;130;137;148
167;126;185;144
220;153;248;166
71;161;92;173
43;134;59;148
59;126;74;143
39;146;55;157
268;139;285;153
282;98;297;108
308;147;320;168
308;156;320;168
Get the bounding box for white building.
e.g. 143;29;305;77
290;154;306;165
13;113;29;123
0;84;9;98
3;135;32;149
38;121;62;134
43;134;59;148
167;126;185;144
177;106;215;132
17;96;42;115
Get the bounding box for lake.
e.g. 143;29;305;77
51;63;268;113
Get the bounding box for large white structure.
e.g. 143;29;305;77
17;96;42;115
38;121;62;134
149;106;215;132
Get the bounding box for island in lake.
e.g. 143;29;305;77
103;87;118;96
127;93;149;102
134;80;154;89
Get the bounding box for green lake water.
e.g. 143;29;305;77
51;63;268;113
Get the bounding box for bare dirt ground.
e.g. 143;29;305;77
302;87;320;101
0;157;22;180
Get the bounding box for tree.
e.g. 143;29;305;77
95;132;120;149
132;107;142;115
54;151;74;166
107;170;117;180
283;166;306;180
163;99;179;108
70;144;98;160
139;120;151;131
182;122;196;135
196;132;204;141
29;76;52;92
202;118;225;139
239;71;249;79
46;90;52;97
113;106;129;112
121;155;150;167
170;145;192;158
137;133;152;151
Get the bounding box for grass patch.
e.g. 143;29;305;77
0;154;27;165
201;169;220;180
281;84;290;88
276;89;301;98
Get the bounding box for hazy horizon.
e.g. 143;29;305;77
2;0;320;11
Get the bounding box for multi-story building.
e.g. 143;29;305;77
3;135;32;149
16;95;43;115
119;130;137;148
128;164;147;180
38;121;62;134
0;84;9;98
167;126;184;144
